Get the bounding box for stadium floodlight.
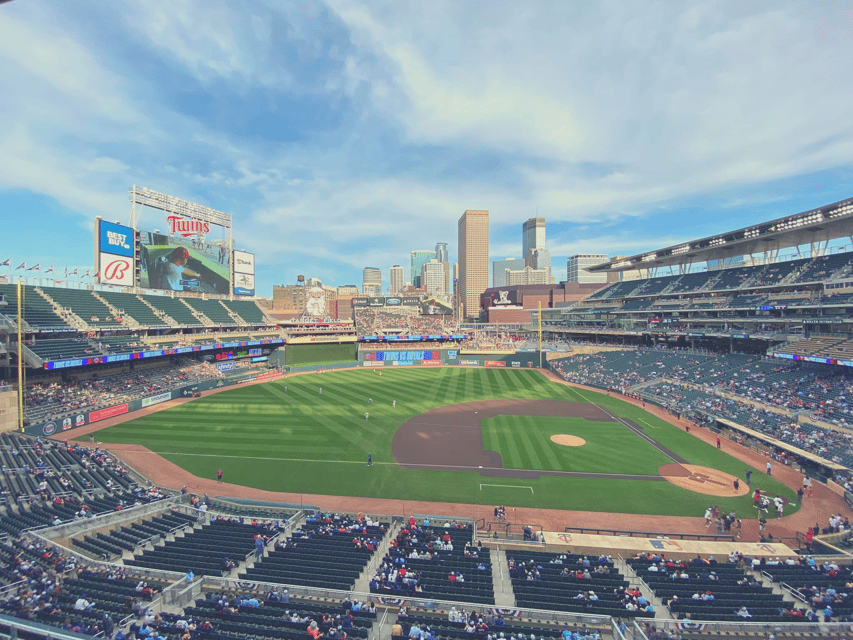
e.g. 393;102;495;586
710;237;726;246
744;228;760;239
613;259;632;269
672;244;691;255
129;185;232;228
641;253;657;262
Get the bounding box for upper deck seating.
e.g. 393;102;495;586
0;284;72;331
98;291;169;327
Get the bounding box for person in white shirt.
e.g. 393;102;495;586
160;247;190;290
74;595;92;610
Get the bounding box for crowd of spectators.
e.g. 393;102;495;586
370;519;486;594
553;348;853;468
23;359;222;425
0;536;123;634
355;308;451;336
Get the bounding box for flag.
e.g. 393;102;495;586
0;259;9;267
64;267;68;277
26;263;40;271
70;268;79;276
82;269;90;277
44;265;54;274
15;261;26;270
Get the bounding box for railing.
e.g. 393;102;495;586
198;574;615;629
564;525;735;542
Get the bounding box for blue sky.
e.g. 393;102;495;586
1;0;852;295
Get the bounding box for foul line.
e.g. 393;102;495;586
109;449;662;479
480;484;534;493
579;395;678;463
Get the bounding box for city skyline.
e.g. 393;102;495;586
1;2;851;296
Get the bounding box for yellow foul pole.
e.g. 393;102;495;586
538;301;542;368
17;281;24;432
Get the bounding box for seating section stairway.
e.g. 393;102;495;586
125;519;261;577
512;552;652;618
240;516;387;590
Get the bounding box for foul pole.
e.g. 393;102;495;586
16;281;23;432
538;301;542;368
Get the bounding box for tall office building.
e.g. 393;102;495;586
435;242;450;293
362;267;382;296
458;209;489;320
523;217;546;262
389;265;404;294
421;259;445;293
410;250;436;289
567;254;608;284
492;257;525;288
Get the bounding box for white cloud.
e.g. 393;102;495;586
2;0;852;293
327;0;853;214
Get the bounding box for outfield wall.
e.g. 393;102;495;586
280;343;358;367
25;370;283;437
357;348;545;369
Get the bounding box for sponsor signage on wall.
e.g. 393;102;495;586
141;391;172;408
484;360;506;367
89;404;129;423
43;338;284;370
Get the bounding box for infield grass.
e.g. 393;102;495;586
86;367;797;516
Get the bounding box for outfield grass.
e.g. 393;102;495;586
87;368;797;516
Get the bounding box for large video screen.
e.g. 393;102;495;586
138;229;231;294
420;296;453;315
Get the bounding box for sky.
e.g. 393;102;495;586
1;0;852;296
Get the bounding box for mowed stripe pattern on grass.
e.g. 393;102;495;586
482;416;673;475
91;368;568;462
86;367;800;515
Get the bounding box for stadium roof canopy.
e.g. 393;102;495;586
589;196;853;273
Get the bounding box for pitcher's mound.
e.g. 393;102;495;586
660;463;750;497
550;434;586;447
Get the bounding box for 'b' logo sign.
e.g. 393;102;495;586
101;255;133;286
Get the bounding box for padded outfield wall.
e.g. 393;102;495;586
279;343;358;367
357;347;544;369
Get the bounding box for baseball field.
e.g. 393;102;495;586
84;367;798;516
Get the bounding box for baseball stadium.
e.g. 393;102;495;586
1;194;853;640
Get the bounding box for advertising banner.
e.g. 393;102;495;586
233;250;255;275
98;220;134;258
99;251;135;287
351;297;368;307
234;272;255;297
484;360;507;367
460;359;482;366
141;391;172;408
420;360;442;366
89;403;130;423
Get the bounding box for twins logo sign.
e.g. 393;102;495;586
99;252;134;287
